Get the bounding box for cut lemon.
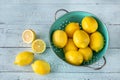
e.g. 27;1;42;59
32;39;46;53
22;29;36;43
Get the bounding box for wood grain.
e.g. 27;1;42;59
0;0;120;4
0;4;120;25
0;72;120;80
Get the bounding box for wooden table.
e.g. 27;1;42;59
0;0;120;80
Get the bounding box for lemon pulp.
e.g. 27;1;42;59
22;29;36;43
32;39;46;53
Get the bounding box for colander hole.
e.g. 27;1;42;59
65;20;68;23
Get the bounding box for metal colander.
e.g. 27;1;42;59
49;9;109;70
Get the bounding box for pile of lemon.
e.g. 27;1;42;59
14;29;50;75
52;16;104;65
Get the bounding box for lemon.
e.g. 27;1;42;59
82;16;98;33
31;60;50;75
22;29;36;43
63;39;78;53
79;47;93;61
90;31;104;52
32;39;46;53
73;30;90;48
65;22;80;38
65;51;83;65
52;30;67;48
14;51;34;66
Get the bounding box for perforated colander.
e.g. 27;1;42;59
49;9;109;70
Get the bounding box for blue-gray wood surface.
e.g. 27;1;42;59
0;0;120;80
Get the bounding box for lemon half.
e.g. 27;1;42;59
32;39;46;53
22;29;36;43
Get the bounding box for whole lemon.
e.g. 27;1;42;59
31;60;50;75
63;39;78;53
90;31;104;52
52;30;67;48
73;30;90;48
65;22;80;38
79;47;93;61
65;51;83;65
14;51;34;66
82;16;98;33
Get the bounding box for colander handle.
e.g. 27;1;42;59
84;56;106;70
55;9;69;20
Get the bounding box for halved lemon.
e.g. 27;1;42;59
22;29;36;43
32;39;46;53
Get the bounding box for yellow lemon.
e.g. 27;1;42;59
52;30;67;48
32;39;46;54
79;47;93;61
31;60;50;75
65;22;80;38
73;30;90;48
65;51;83;65
14;51;34;66
90;31;104;52
22;29;36;43
82;16;98;33
63;39;78;53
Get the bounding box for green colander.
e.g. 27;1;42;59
49;9;109;70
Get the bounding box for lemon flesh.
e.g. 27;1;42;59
65;22;80;38
65;51;83;65
63;39;78;53
22;29;36;43
14;51;34;66
90;31;104;52
82;16;98;33
73;30;90;48
79;47;93;61
31;60;50;75
52;30;67;48
32;39;46;54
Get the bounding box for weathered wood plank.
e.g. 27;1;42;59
0;4;120;25
0;0;120;4
0;24;120;48
0;72;120;80
0;48;120;73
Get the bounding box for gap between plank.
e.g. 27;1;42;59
0;71;120;73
